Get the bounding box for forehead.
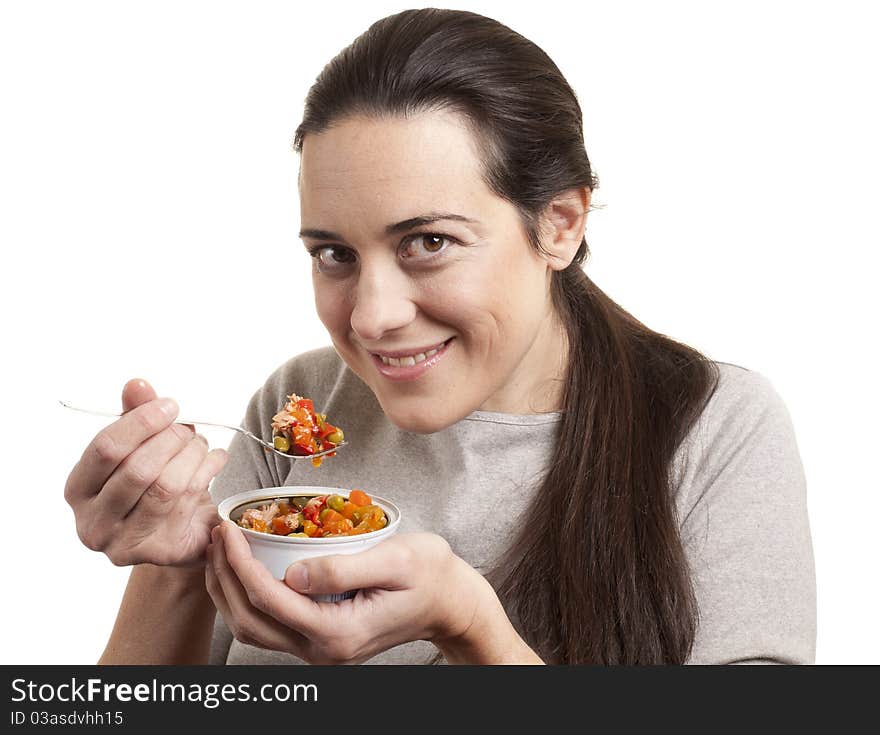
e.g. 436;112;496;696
298;111;496;227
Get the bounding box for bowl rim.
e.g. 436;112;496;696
217;486;401;546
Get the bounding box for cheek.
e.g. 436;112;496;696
313;280;351;333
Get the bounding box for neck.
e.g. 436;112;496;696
479;307;569;415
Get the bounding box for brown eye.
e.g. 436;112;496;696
322;247;354;263
423;235;445;252
401;233;453;260
313;246;356;274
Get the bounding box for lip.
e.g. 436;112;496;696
369;337;454;382
368;339;451;359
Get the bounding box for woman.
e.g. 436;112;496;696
64;8;815;664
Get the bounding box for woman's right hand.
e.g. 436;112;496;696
64;379;229;567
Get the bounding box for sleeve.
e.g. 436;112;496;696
676;367;816;664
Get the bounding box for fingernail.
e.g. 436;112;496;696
286;563;309;592
158;397;178;417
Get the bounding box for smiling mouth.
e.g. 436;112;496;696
370;338;453;367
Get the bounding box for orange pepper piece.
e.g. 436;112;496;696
349;489;371;507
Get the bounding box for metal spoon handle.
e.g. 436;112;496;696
58;400;346;460
59;400;254;435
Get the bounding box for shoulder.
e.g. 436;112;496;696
674;361;800;489
700;361;792;438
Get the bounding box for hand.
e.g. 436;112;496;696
205;521;504;664
64;379;228;567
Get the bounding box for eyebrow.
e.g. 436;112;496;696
299;213;478;242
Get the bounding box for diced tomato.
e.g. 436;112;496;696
297;398;315;415
349;489;371;507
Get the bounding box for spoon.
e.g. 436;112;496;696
58;400;347;460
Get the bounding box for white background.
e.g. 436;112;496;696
1;0;877;664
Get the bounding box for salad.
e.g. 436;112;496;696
235;490;387;538
271;393;344;468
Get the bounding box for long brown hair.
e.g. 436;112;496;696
294;9;719;663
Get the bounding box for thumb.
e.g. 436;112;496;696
122;378;158;413
284;540;407;595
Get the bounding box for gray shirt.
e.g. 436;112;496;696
208;347;816;664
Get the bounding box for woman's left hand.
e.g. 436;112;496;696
205;521;536;664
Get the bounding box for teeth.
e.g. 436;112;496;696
377;341;446;367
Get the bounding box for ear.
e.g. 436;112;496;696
538;187;590;271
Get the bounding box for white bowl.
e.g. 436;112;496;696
217;486;401;601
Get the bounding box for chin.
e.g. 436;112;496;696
380;399;463;435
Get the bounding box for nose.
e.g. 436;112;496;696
349;261;417;342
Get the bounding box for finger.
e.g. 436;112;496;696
283;536;412;596
120;431;208;521
163;447;228;529
65;396;181;507
89;421;196;521
210;527;308;652
122;378;157;413
116;445;225;554
219;522;319;625
188;447;229;502
205;541;234;623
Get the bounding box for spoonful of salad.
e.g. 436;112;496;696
59;391;345;465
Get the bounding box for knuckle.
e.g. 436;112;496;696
325;636;357;663
143;478;178;506
318;561;344;590
170;423;194;443
120;458;155;491
108;550;132;567
78;528;102;552
245;586;269;613
103;539;134;566
185;476;208;498
427;534;452;558
389;543;416;570
232;622;258;648
133;403;168;434
77;518;107;552
92;432;122;465
63;472;81;506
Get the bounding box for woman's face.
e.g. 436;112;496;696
298;111;568;433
